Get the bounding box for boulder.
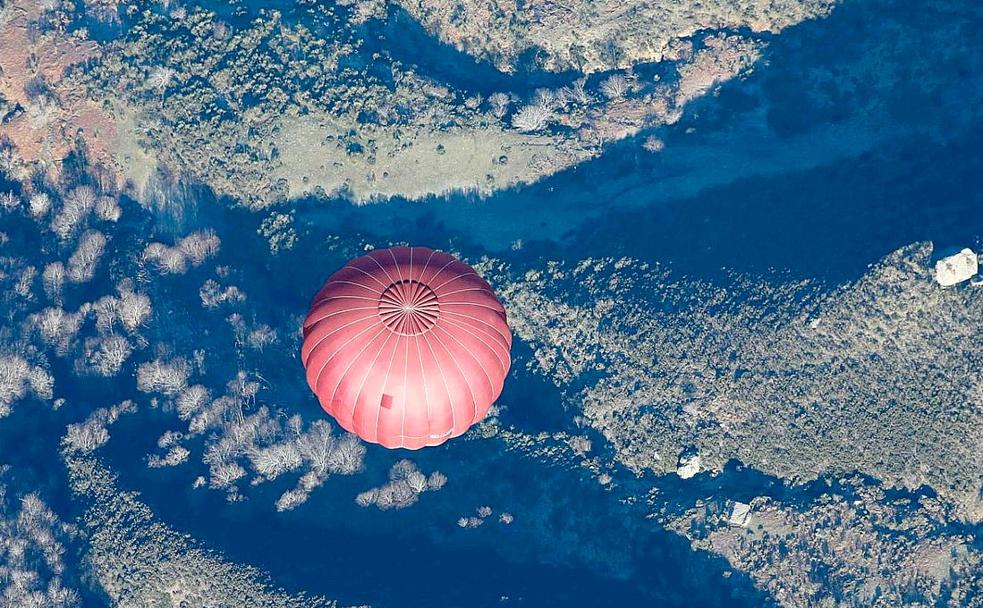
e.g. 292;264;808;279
728;501;751;526
935;248;978;286
676;453;701;479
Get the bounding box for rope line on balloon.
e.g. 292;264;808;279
420;321;456;439
440;309;512;346
303;305;378;336
439;315;509;374
431;271;481;292
411;331;432;445
373;331;402;444
303;312;381;367
339;264;390;289
432;323;494;423
398;329;410;447
426;325;476;435
349;324;397;441
312;321;386;395
322;324;389;411
439;310;511;354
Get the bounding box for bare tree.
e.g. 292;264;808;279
63;421;110;453
82;335;132;376
28;192;51;219
406;470;428;494
600;74;631;99
51;186;96;240
178;230;221;266
95;195;122;222
326;433;366;475
512;102;553;132
147;66;176;94
118;289;152;331
136;358;190;396
176;385;210;420
66;230;107;283
209;462;246;489
42;262;65;301
487;92;510;118
427;470;447;491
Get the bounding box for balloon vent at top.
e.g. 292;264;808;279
301;247;512;449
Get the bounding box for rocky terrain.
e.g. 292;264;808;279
667;478;981;607
485;243;983;521
1;0;788;206
391;0;836;74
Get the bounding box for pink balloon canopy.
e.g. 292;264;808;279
301;246;512;449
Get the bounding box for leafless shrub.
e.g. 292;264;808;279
147;445;190;468
487;92;510;118
95;196;122;222
200;279;246;309
178;230;221;266
136;358;190;396
31;307;86;355
427;470;447;490
81;335;132;376
28;192;51;219
512;102;553;132
600;74;631;99
117;289;151;331
176;385;210;420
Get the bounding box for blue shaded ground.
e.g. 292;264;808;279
3;0;983;606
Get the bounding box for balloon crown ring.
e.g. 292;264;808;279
378;279;440;336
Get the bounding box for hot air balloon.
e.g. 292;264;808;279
301;246;512;449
